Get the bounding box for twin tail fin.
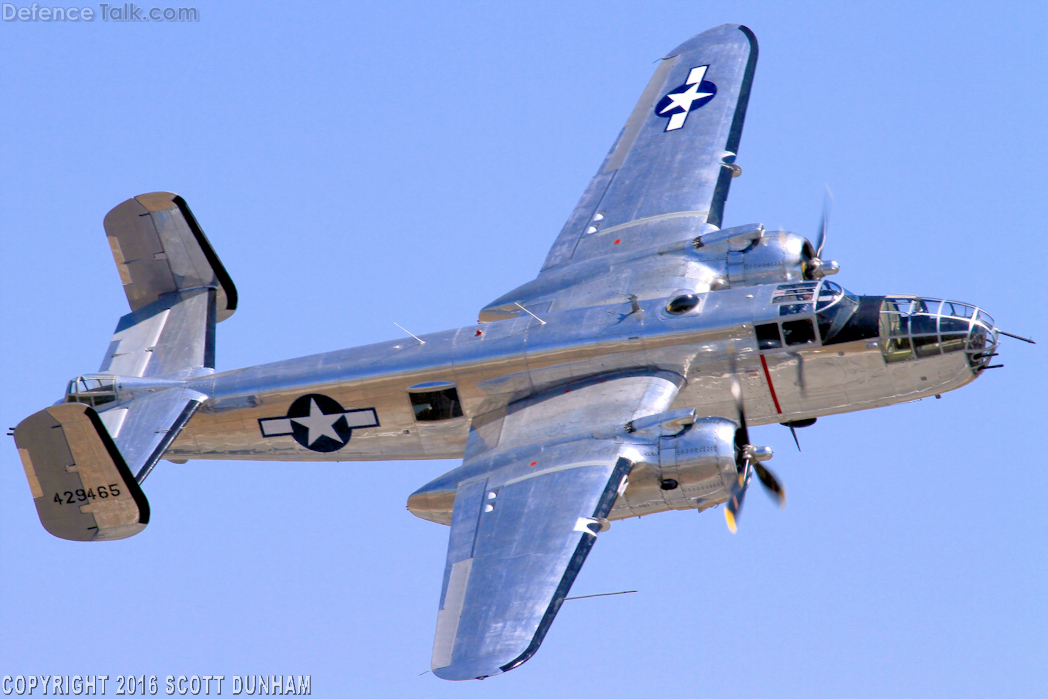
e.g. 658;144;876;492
15;193;231;541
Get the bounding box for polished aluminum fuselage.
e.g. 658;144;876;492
169;283;979;469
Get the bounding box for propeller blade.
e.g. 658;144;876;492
815;186;833;258
729;369;749;448
726;356;759;533
724;506;738;534
754;462;786;509
724;467;749;534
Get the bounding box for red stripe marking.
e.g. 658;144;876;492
759;354;783;414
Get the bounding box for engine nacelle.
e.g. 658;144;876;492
726;229;811;286
611;417;739;519
690;223;838;288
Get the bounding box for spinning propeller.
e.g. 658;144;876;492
724;375;786;533
805;189;840;280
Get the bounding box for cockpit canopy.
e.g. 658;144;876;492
756;281;997;371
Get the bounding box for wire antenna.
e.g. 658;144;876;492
394;323;426;345
564;590;637;601
514;302;547;325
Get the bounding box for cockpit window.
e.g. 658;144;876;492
815;282;861;345
783;319;816;346
816;280;843;310
772;283;817;307
779;303;813;316
756;323;782;350
774;293;813;304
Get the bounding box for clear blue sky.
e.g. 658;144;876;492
2;2;1046;696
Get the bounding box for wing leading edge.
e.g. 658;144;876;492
424;374;681;680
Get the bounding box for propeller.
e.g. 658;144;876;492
814;187;831;258
724;372;785;533
806;188;840;280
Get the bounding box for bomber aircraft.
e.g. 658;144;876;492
13;24;1018;680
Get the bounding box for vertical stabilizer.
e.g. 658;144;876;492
14;404;150;541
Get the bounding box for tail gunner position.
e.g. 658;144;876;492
14;24;1024;681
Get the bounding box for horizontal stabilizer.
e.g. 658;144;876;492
105;387;206;483
104;192;237;322
14;404;150;542
99;288;217;378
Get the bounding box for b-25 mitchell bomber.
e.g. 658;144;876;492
14;24;1015;680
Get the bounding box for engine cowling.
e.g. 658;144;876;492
610;417;739;519
726;229;812;286
692;224;836;288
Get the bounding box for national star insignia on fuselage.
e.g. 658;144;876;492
292;398;343;446
258;394;380;453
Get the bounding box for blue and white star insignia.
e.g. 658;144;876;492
258;393;379;453
655;65;717;132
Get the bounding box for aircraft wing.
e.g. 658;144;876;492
542;24;757;271
427;373;680;680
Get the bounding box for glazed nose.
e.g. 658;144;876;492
965;308;999;373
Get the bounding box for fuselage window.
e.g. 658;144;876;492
782;319;816;346
409;387;464;422
755;323;783;350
